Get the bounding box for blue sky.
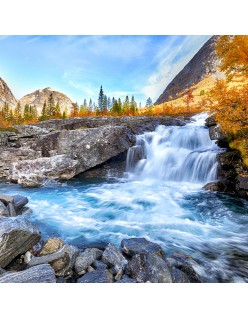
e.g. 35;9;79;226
0;35;211;105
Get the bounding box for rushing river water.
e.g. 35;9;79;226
0;113;248;282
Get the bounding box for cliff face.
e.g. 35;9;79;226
0;77;17;108
155;36;221;104
19;87;74;113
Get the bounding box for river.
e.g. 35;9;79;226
0;113;248;282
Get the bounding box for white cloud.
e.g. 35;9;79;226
142;35;211;101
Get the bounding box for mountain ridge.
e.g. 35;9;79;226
155;35;221;105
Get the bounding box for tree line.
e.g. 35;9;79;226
0;87;155;127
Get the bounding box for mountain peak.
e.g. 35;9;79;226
0;77;17;108
155;35;221;104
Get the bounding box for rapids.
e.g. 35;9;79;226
0;113;248;282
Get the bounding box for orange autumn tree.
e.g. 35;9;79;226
210;35;248;165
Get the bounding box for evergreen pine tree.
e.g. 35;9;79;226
47;93;55;117
55;102;61;117
123;96;130;115
98;86;104;112
130;96;137;115
14;102;22;124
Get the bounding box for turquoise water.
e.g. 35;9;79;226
0;113;248;282
1;175;248;282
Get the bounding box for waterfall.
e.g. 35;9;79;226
126;113;220;184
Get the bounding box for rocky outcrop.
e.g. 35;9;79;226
121;237;164;257
0;116;186;187
0;194;29;217
204;116;248;198
19;87;74;114
0;77;17;109
155;36;221;104
0;217;41;268
0;264;56;283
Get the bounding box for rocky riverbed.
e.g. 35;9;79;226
0;193;201;283
203;115;248;199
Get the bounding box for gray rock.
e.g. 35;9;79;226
169;253;201;283
170;268;191;283
27;244;79;277
12;195;29;212
92;260;108;270
0;264;56;283
0;194;14;204
77;269;114;283
127;253;172;283
127;254;147;282
101;243;127;271
121;238;164;257
0;217;41;268
0;267;6;276
8;155;79;187
209;125;228;147
1;116;185;185
115;277;137;283
0;201;9;217
74;248;103;275
14;125;50;136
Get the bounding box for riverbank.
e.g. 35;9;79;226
0;194;201;283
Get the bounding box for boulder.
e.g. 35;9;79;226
1;116;186;186
209;125;228;147
0;264;56;283
39;237;64;256
0;217;41;268
26;244;79;277
202;181;226;192
0;201;9;217
127;253;172;283
74;248;103;275
8;155;79;187
115;277;137;283
205;115;217;127
121;238;164;257
92;260;108;270
170;268;191;283
168;253;201;283
101;243;128;271
77;269;114;283
12;195;29;212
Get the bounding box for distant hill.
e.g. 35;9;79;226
20;87;74;113
155;36;221;105
0;77;17;108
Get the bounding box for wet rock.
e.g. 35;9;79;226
209;125;228;147
101;243;128;271
115;277;137;283
77;269;114;283
121;238;164;257
92;260;108;270
169;253;201;283
127;253;172;283
0;217;41;268
205;115;217;127
8;155;79;187
0;264;56;283
0;267;6;276
12;195;29;212
39;237;64;256
68;238;108;250
202;181;226;192
0;201;9;217
170;268;191;283
74;248;103;275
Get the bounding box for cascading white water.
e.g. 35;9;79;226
126;113;220;184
